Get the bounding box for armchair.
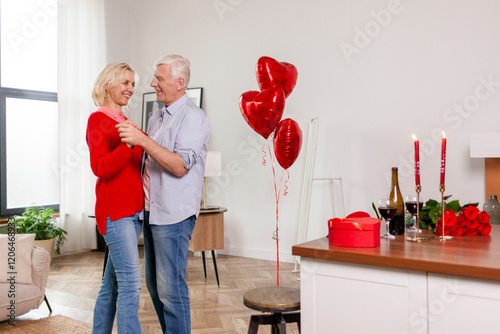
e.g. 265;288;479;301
0;234;51;322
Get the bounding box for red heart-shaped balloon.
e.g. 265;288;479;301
239;88;286;139
274;118;302;169
256;56;298;98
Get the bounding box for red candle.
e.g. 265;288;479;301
440;132;446;186
412;134;420;186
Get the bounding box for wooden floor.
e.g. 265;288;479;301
17;247;300;333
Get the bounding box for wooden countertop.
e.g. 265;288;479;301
292;225;500;281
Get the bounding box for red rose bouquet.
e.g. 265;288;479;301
413;195;491;237
435;205;491;236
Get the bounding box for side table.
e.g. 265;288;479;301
190;207;227;286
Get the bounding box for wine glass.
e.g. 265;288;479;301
405;195;423;233
378;198;397;240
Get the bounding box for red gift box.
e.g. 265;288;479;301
328;211;381;248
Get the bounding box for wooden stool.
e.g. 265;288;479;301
243;286;301;334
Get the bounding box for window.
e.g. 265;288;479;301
0;0;59;217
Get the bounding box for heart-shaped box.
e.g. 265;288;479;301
328;211;381;248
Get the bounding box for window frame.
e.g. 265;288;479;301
0;88;59;218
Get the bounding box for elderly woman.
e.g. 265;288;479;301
86;62;143;333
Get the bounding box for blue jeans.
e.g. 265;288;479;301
92;212;142;334
143;212;196;334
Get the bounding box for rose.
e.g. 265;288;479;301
458;216;479;229
435;224;450;236
450;224;464;236
464;228;479;236
462;205;480;220
478;211;490;224
458;215;468;227
435;206;489;236
477;224;492;236
419;197;488;236
467;219;480;229
438;209;458;227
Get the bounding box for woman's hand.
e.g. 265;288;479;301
116;120;146;147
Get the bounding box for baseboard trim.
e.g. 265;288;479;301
218;246;295;263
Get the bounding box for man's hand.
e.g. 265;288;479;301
116;120;146;147
117;120;187;176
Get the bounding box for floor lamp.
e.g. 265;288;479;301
201;151;221;210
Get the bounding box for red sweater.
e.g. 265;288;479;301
86;109;144;234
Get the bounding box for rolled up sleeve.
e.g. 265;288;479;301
174;111;209;170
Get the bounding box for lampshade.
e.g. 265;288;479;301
205;151;222;177
470;132;500;158
201;151;221;210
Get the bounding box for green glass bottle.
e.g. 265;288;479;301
388;167;405;235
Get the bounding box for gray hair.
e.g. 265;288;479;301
153;54;190;89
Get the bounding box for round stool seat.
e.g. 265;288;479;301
243;286;300;312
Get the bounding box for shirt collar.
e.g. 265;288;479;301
162;93;189;116
98;106;127;123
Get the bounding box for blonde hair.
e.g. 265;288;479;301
92;62;138;107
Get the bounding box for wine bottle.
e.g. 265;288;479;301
388;167;405;235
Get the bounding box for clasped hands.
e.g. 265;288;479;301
116;120;147;148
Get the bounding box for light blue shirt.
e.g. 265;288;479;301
146;93;209;225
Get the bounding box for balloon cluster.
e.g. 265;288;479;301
239;56;302;170
239;56;302;286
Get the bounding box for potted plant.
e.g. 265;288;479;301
12;206;68;256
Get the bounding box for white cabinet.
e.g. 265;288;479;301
427;273;500;334
300;258;500;334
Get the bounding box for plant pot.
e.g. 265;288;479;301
34;238;55;259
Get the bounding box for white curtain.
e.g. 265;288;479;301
57;0;107;253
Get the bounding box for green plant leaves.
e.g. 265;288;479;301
12;206;67;254
446;200;461;213
418;195;478;233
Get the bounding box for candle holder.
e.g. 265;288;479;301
406;185;431;242
437;184;454;242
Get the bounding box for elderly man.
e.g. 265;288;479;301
117;54;209;333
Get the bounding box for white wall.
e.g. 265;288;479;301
126;0;500;262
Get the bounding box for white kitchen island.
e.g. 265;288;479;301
292;227;500;334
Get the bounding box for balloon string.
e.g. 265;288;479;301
282;169;290;196
261;142;267;166
268;135;280;286
276;230;279;286
268;135;281;206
